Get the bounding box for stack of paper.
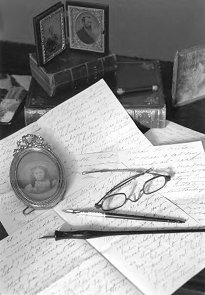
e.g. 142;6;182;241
0;79;205;295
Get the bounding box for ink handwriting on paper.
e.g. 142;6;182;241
38;251;141;295
37;79;151;154
145;120;205;146
54;171;205;295
118;142;205;197
0;79;151;235
0;211;98;295
89;227;205;295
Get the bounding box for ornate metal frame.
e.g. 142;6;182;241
10;134;67;213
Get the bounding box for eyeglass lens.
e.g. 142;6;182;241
143;176;166;194
101;193;126;211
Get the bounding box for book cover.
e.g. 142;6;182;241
172;45;205;107
29;49;117;96
115;57;166;129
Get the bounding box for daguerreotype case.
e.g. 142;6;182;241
33;1;109;66
33;2;66;66
10;134;67;214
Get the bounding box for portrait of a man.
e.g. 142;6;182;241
76;13;99;45
67;3;108;53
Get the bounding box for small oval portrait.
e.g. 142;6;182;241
10;146;66;210
17;152;59;200
75;12;100;45
16;151;59;201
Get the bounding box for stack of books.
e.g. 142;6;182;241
25;49;117;125
25;52;166;129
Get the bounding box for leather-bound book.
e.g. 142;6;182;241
29;49;117;97
115;56;166;129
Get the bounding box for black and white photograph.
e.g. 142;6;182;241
33;2;66;65
66;1;109;53
1;1;205;294
16;151;59;199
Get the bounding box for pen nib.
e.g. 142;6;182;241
62;209;80;214
39;235;54;239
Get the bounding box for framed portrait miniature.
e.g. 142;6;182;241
33;2;66;66
10;134;67;213
172;45;205;107
66;1;109;53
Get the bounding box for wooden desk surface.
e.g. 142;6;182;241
0;42;205;295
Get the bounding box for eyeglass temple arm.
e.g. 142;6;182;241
82;168;151;175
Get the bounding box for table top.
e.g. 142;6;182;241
0;42;205;294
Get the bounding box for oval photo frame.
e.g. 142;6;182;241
10;146;66;210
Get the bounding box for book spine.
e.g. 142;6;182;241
125;105;166;128
171;51;179;106
52;54;117;95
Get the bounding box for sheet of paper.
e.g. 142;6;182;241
68;141;205;202
88;227;205;295
0;210;143;295
0;79;151;235
1;79;205;295
0;210;140;295
55;170;205;295
54;141;205;295
117;141;205;201
37;79;152;154
38;245;141;295
145;120;205;148
55;175;205;295
12;74;32;91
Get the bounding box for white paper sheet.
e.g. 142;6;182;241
1;211;138;295
0;80;151;295
1;80;205;295
54;141;205;295
11;74;32;91
37;79;152;154
0;80;151;235
145;120;205;147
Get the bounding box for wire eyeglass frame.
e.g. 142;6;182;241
94;169;171;211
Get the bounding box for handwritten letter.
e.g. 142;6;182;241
145;120;205;147
37;79;152;154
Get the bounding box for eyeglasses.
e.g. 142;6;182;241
94;169;171;212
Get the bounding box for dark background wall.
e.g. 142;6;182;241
0;0;205;61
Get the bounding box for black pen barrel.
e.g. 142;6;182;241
54;228;205;240
104;212;185;223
